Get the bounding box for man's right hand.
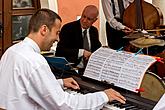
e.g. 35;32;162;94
104;88;126;104
83;50;92;60
122;26;133;34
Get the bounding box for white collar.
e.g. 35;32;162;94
23;37;41;53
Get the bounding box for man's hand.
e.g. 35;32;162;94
104;88;126;104
122;26;133;34
63;77;80;90
83;50;92;60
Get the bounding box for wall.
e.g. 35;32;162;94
153;0;165;25
40;0;58;13
57;0;99;28
40;0;48;8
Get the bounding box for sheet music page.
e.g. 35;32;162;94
83;47;156;92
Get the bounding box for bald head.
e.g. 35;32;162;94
82;5;99;19
80;5;99;29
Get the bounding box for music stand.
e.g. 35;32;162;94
44;56;76;78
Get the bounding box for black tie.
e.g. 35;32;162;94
83;30;90;51
117;0;125;19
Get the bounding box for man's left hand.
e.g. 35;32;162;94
63;77;80;90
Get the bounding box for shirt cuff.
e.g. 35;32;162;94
57;79;64;88
78;49;84;58
117;25;125;30
100;91;109;102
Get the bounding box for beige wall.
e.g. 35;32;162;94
40;0;99;27
153;0;165;25
40;0;49;8
57;0;99;29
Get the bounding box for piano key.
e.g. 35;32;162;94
127;108;144;110
119;103;133;108
108;100;144;110
109;100;118;104
125;105;139;109
64;75;157;110
113;102;122;107
103;103;125;110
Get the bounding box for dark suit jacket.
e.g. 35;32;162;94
55;20;101;66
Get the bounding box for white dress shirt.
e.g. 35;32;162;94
101;0;134;30
77;28;91;68
0;37;108;110
78;28;91;57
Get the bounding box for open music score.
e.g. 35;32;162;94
83;47;156;93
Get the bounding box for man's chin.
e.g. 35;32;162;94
42;48;51;51
81;25;88;29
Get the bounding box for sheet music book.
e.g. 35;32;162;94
83;47;156;93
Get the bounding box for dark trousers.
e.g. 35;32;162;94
106;22;128;50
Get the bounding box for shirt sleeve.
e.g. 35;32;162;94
78;49;84;58
101;0;125;30
57;79;64;88
26;63;109;110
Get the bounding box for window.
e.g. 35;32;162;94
12;15;31;41
0;0;40;55
13;0;33;8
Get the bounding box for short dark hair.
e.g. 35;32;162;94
28;8;62;33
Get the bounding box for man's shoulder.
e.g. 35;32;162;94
90;25;97;30
89;25;98;32
62;20;80;28
63;21;80;26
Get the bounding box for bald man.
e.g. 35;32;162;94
55;5;102;71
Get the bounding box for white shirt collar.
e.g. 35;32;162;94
82;28;89;33
23;37;41;53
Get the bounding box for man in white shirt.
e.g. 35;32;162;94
101;0;133;50
0;8;126;110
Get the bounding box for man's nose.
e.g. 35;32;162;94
56;37;60;42
83;18;88;22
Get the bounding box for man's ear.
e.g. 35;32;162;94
40;25;48;36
